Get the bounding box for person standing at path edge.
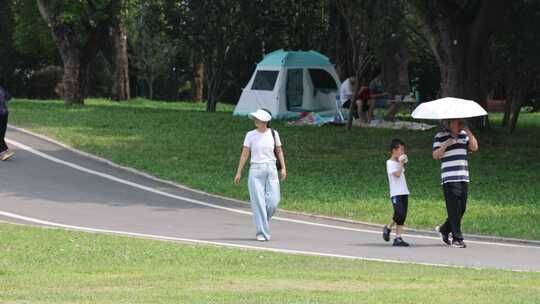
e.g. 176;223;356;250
0;85;14;161
432;119;479;248
235;109;287;241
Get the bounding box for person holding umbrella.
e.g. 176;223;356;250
412;97;485;248
432;119;478;248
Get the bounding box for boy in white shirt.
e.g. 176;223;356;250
383;138;410;246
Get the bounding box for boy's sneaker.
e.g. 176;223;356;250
382;225;391;242
436;225;451;245
451;239;467;248
393;237;409;247
1;150;14;161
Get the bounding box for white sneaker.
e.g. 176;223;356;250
1;150;14;161
256;234;266;241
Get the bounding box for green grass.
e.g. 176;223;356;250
1;223;539;303
8;98;540;240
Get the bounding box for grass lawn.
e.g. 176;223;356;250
7;99;540;240
1;223;539;304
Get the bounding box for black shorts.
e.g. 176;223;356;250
391;195;408;225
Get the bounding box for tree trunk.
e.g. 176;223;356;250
506;81;528;132
332;2;353;79
509;95;523;133
110;17;130;101
205;45;229;113
336;1;371;129
435;33;486;110
409;0;510;128
37;0;114;106
205;73;218;112
206;95;217;112
193;61;204;102
146;78;154;100
381;34;410;96
502;97;512;127
62;51;88;105
191;48;205;102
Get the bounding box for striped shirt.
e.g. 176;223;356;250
433;130;470;184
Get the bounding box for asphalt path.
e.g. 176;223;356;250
1;127;539;272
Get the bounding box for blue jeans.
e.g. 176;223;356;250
248;162;281;240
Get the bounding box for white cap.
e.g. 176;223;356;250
248;109;272;122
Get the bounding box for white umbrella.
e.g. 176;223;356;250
411;97;488;120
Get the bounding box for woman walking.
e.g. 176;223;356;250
0;85;14;161
235;109;287;241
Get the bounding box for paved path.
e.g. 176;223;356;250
1;128;539;272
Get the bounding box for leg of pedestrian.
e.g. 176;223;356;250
453;182;468;246
264;165;280;222
444;183;467;248
392;195;410;247
248;165;271;241
0;112;9;151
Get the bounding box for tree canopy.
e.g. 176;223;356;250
0;0;537;127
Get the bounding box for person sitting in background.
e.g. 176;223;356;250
355;84;371;125
367;75;388;123
339;76;356;109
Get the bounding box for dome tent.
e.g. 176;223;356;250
233;49;341;120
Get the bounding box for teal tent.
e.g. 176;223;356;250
234;49;341;119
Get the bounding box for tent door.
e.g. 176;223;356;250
286;69;303;110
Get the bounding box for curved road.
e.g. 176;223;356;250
1;127;539;272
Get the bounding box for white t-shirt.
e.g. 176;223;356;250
386;159;409;197
243;129;282;164
340;78;354;105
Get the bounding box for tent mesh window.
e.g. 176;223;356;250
251;71;279;91
308;69;337;90
286;69;303;109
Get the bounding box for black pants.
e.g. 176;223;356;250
0;112;8;152
391;195;408;225
440;182;468;241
